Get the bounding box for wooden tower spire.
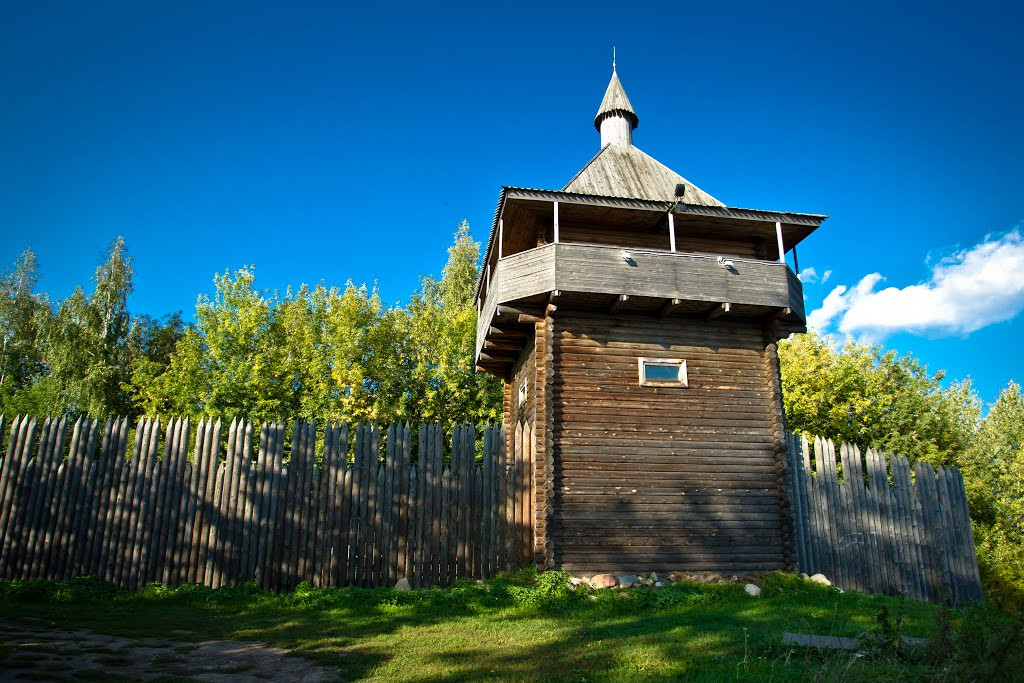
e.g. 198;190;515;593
595;63;638;149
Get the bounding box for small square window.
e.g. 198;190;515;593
638;358;688;387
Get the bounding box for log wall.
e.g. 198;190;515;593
550;312;786;574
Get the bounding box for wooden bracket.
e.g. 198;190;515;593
479;351;518;363
484;340;523;351
610;294;629;314
488;326;529;338
765;307;792;322
659;298;682;319
706;302;731;321
497;304;544;322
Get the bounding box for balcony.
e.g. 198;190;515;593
476;243;805;373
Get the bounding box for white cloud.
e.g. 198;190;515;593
807;230;1024;341
821;270;832;285
797;266;818;283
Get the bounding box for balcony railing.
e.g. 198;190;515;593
476;243;804;361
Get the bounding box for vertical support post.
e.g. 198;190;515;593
553;201;559;243
497;219;504;259
793;245;800;275
668;212;676;252
775;221;785;263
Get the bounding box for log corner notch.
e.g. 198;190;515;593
762;324;793;570
540;312;556;571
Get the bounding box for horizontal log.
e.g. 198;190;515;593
555;412;773;429
553;385;769;398
555;454;777;466
554;394;772;409
553;510;778;522
557;565;786;573
556;519;783;530
557;528;781;540
554;435;774;448
558;551;783;562
559;488;778;499
555;460;777;473
555;472;779;485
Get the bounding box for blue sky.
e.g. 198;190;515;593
1;1;1021;405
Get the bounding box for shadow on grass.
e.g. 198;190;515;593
0;573;1004;681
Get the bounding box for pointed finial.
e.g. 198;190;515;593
612;47;616;73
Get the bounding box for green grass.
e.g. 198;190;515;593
0;571;1020;681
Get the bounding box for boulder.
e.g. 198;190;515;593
394;577;411;591
799;572;809;580
809;574;831;587
617;574;639;588
744;584;761;597
590;573;619;588
654;581;664;588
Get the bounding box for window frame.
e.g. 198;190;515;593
637;357;688;387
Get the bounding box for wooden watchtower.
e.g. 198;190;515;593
474;66;827;575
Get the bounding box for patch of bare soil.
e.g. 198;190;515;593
0;619;341;681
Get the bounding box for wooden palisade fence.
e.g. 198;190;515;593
784;434;983;604
0;415;535;590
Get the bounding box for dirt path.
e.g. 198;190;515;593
0;619;341;681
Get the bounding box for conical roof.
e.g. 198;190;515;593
594;70;638;130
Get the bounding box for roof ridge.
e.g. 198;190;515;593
561;144;612;191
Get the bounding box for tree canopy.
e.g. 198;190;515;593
130;220;501;426
960;382;1024;598
779;332;1022;600
778;332;980;468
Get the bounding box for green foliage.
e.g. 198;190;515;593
3;572;1019;681
960;381;1024;601
131;221;501;426
43;237;138;417
0;240;183;419
0;223;501;427
0;249;53;415
925;601;1024;679
779;333;1024;600
399;221;503;426
778;332;980;468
